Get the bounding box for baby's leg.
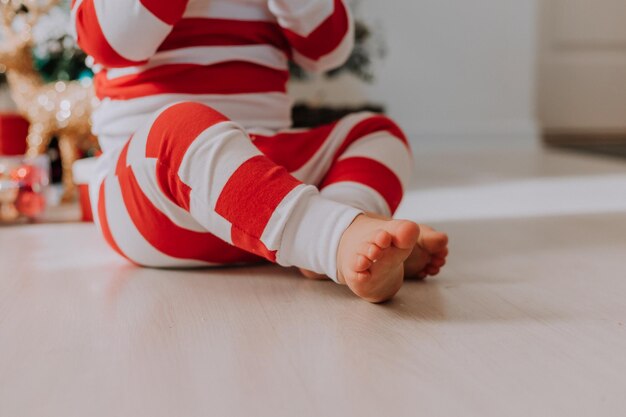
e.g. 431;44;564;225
94;103;432;301
252;113;408;215
316;113;448;279
253;113;448;282
91;118;261;268
93;102;371;283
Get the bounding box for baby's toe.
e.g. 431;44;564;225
353;254;373;272
426;266;441;276
358;241;383;262
419;231;449;254
429;257;446;268
431;236;448;252
372;229;392;249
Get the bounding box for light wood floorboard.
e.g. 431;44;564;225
1;146;625;417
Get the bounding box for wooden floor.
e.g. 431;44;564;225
2;145;626;417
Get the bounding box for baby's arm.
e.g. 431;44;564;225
71;0;189;67
268;0;353;73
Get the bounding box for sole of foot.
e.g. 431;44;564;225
300;221;449;288
337;215;420;303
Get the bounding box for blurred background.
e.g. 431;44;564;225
292;0;626;157
2;0;626;155
292;0;537;150
1;0;626;223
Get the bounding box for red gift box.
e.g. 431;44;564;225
0;113;29;156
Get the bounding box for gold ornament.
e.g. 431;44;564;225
0;0;99;202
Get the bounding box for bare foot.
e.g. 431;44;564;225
336;214;419;303
404;225;449;279
299;219;449;284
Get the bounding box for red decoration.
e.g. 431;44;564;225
0;156;49;223
0;113;29;156
15;188;46;218
9;164;45;191
78;184;93;222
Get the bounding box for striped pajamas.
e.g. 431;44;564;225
73;0;413;281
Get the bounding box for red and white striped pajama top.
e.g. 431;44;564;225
72;0;414;281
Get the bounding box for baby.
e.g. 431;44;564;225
72;0;448;303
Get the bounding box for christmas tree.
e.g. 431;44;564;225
1;0;385;129
0;0;92;86
1;1;383;89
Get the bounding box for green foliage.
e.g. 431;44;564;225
289;19;384;83
33;35;93;82
0;1;92;86
1;1;383;86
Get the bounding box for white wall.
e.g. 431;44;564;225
538;0;626;132
289;0;539;146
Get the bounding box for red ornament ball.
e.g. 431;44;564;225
15;189;46;218
10;164;45;191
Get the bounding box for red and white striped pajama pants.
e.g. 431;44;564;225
91;102;413;282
